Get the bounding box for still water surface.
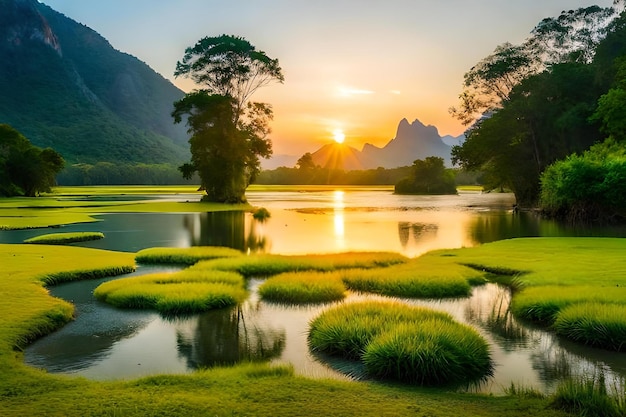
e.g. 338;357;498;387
6;188;626;393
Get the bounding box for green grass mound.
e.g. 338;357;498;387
135;246;243;265
553;303;626;351
193;252;408;277
308;301;492;385
94;269;247;315
551;375;626;417
24;232;104;245
511;286;626;324
341;257;483;298
258;271;346;304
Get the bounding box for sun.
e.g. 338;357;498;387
333;129;345;144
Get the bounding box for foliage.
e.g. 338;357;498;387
135;246;243;265
24;232;104;245
173;35;283;203
450;4;622;126
553;302;626;351
540;139;626;222
394;156;457;195
94;269;247;315
308;301;493;385
452;63;603;206
0;124;65;197
258;271;346;304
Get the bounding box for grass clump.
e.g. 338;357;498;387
194;252;408;277
94;269;247;315
553;303;626;351
551;374;626;417
258;271;347;304
135;246;243;265
24;232;104;245
308;301;492;385
341;257;482;299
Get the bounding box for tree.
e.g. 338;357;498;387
451;4;622;127
395;157;456;195
173;35;283;203
0;124;65;197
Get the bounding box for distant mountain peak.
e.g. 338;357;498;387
1;0;61;54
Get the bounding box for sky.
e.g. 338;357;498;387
41;0;616;157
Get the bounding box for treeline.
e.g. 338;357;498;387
451;5;626;221
255;164;480;186
57;162;197;186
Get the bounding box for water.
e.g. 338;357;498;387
7;188;626;392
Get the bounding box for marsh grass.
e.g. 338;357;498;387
135;246;243;265
94;270;247;314
308;301;492;385
340;258;480;298
511;286;626;324
24;232;104;245
193;252;408;277
551;374;626;417
554;303;626;351
258;271;346;304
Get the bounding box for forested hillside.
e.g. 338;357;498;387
0;0;188;165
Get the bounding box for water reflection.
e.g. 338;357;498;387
174;303;285;369
183;211;267;253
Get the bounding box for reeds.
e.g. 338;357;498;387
308;301;492;385
551;374;626;417
193;252;408;277
135;246;244;265
94;270;247;315
258;271;346;304
24;232;105;245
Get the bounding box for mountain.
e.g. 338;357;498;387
303;118;458;171
0;0;188;164
310;142;364;170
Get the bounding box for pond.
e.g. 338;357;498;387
5;188;626;393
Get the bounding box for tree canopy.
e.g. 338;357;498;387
173;35;283;203
394;157;457;195
0;124;65;197
451;4;626;208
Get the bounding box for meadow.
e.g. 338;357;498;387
1;186;626;416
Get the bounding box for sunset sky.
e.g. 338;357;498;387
42;0;615;157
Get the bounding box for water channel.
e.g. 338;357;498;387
4;188;626;393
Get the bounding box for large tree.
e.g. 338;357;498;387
0;124;65;197
173;35;283;203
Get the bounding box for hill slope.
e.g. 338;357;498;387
0;0;188;164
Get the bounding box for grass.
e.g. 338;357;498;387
94;269;247;315
258;271;346;304
135;246;244;265
0;241;579;416
193;251;408;277
308;301;493;386
551;374;626;417
427;237;626;351
24;231;104;245
340;256;484;298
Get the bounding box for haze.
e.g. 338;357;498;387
42;0;615;157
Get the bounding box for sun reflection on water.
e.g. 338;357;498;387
333;190;345;249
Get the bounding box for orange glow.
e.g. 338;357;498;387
332;129;345;144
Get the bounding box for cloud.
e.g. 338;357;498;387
337;86;375;97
